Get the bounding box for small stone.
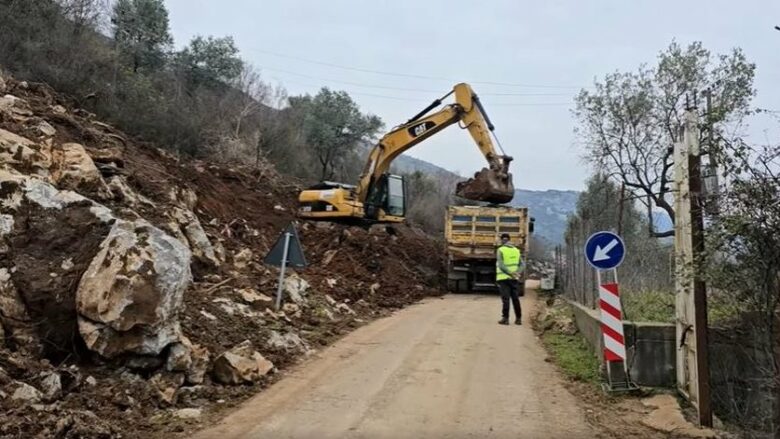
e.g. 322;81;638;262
51;105;67;114
322;250;338;267
174;408;202;419
282;303;300;314
369;283;380;294
273;205;285;211
326;278;337;288
165;342;193;373
336;303;356;315
238;288;273;306
324;295;337;306
37;121;56;137
12;382;43;403
61;258;74;270
200;310;217;321
233;248;253;269
85;376;97;386
40;372;62;401
212;340;273;385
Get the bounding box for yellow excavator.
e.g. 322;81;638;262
297;83;514;223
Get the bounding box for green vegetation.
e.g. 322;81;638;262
542;332;601;384
621;291;675;323
621;290;747;326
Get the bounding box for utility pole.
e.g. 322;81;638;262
703;89;720;216
674;103;712;427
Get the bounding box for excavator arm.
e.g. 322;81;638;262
358;83;514;216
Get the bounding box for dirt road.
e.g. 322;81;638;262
195;289;594;438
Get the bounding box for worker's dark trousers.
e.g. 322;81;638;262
497;279;521;320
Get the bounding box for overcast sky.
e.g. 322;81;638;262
165;0;780;191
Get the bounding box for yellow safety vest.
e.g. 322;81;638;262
496;245;521;281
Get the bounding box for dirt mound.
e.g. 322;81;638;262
0;74;445;437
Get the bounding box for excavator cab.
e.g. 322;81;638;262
364;174;406;221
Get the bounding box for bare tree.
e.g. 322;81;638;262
574;41;755;237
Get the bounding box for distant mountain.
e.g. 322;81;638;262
387;153;580;245
510;189;579;246
390;154;455;176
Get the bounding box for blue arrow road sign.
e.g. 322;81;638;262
585;231;625;270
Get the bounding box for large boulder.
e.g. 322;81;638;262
212;340;273;385
0;171;113;355
77;219;192;358
1;169;192;358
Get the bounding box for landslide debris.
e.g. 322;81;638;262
0;74;444;438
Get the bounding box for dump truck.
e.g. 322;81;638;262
445;205;533;293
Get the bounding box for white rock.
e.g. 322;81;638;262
76;219;192;358
39;372;62;401
267;331;309;354
170;207;219;267
370;283;381;294
326;278;337;289
324;295;337;306
60;258;74;271
174;408;202;419
336;303;356;315
199;310;217;321
37;121;56;137
12;382;42;403
283;273;309;305
233;248;253;269
85;376;97;386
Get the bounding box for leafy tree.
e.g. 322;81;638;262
111;0;172;72
563;174;673;303
289;88;383;180
574;41;755;237
176;36;243;87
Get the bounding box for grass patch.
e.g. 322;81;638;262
542;332;601;384
621;290;747;325
622;290;675;323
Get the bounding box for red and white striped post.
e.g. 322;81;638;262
598;283;626;362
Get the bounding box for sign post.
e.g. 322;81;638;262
584;231;636;393
264;223;307;311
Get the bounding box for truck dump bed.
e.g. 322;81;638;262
445;205;531;292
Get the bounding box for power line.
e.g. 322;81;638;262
270;76;573;107
247;47;583;90
260;65;573;96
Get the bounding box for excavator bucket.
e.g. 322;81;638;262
455;167;515;204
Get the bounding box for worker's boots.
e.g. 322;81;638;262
515;318;522;325
498;318;509;325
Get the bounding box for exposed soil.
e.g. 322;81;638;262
0;75;445;438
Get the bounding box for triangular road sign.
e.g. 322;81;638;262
263;222;307;268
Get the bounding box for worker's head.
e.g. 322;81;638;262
500;233;510;244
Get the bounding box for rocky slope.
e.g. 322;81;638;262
0;74;444;438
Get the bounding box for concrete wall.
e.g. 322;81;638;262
567;300;676;388
568;300;777;435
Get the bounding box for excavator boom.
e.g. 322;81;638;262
358;83;514;208
298;83;515;222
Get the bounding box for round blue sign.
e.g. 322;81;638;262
584;231;625;270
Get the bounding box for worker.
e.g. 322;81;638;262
496;233;523;325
